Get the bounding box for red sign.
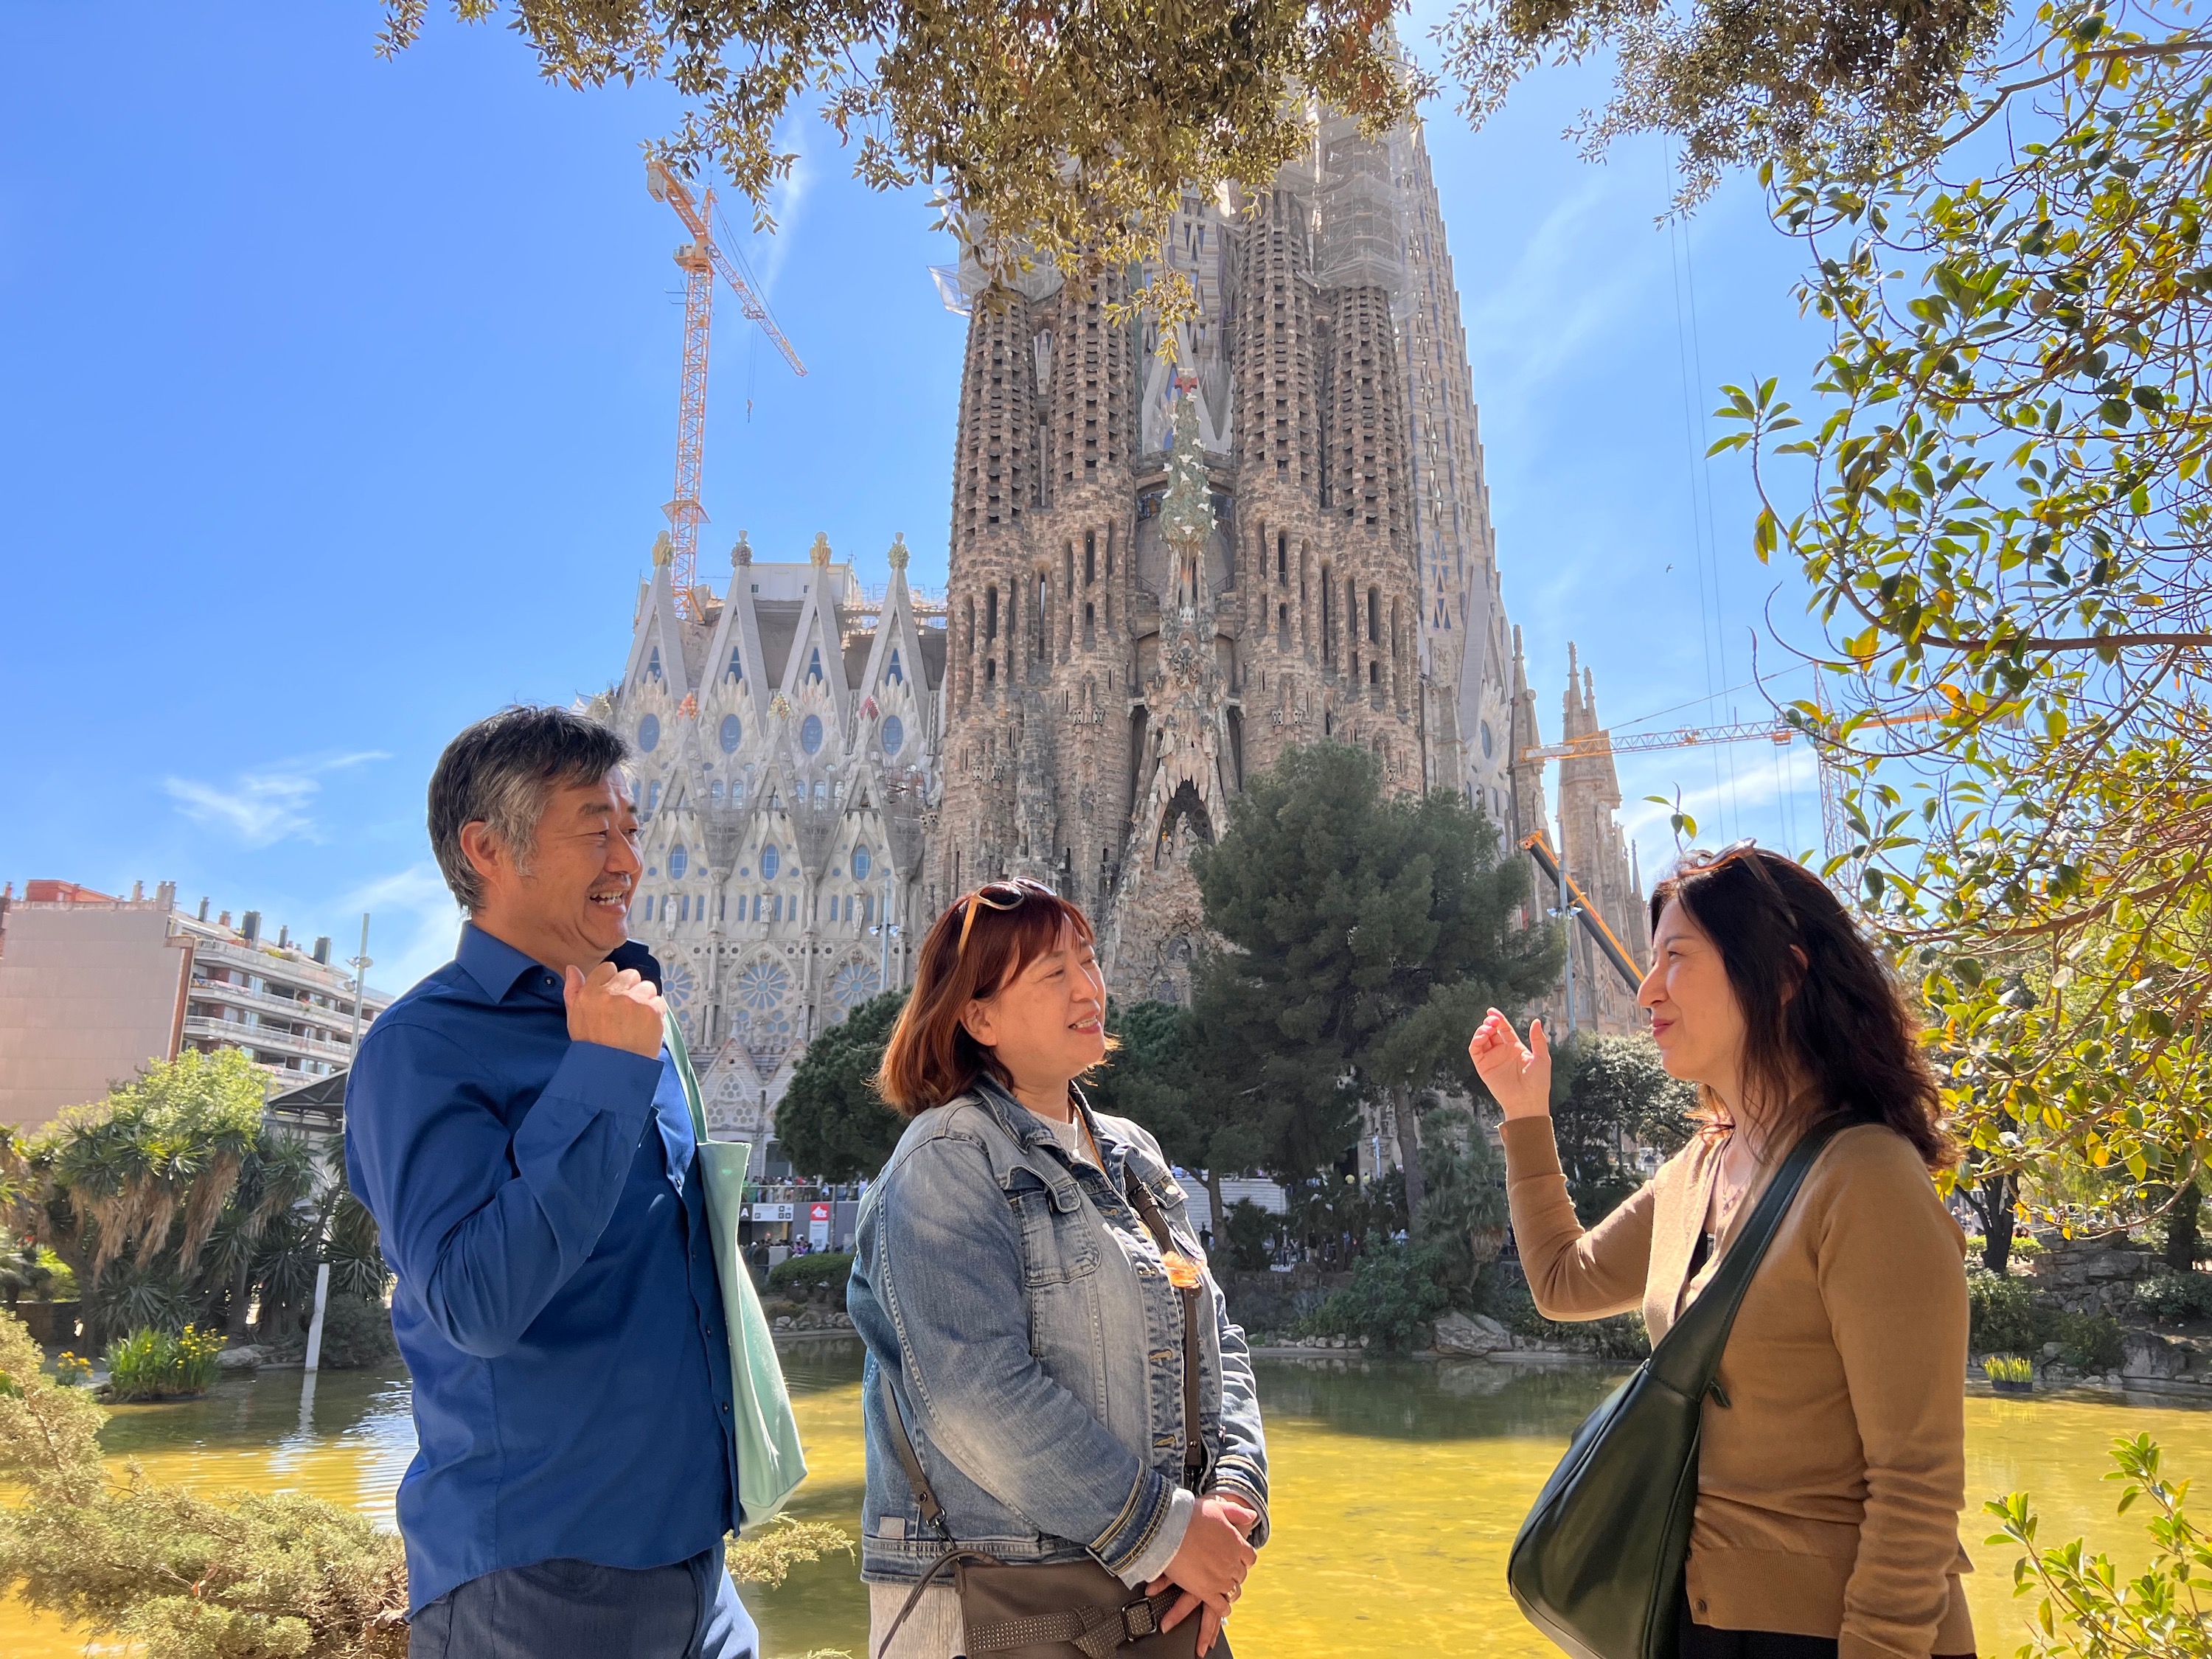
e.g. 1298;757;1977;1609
810;1203;832;1222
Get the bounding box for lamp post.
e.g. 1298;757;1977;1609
347;914;372;1054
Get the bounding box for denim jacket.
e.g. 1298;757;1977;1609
848;1078;1268;1586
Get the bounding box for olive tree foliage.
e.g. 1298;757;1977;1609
1437;0;2008;204
1711;2;2212;1232
375;0;1418;327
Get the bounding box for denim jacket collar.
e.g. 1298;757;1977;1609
969;1075;1140;1202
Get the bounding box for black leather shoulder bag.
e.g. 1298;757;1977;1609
1508;1118;1846;1659
874;1169;1228;1659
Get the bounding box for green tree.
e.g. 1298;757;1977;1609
1413;1107;1509;1305
1085;999;1266;1237
774;988;907;1181
1189;742;1562;1225
7;1052;388;1347
377;0;1414;327
1711;3;2212;1235
1545;1033;1698;1224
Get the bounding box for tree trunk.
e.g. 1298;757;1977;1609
2166;1179;2203;1273
1395;1086;1425;1234
1203;1166;1226;1253
1972;1172;2017;1274
225;1256;254;1338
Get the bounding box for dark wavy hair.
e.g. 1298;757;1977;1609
1649;846;1955;1172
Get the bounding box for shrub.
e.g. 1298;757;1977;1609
314;1295;397;1371
1223;1199;1277;1272
2135;1271;2212;1326
2051;1312;2126;1374
0;1310;411;1657
1966;1265;2046;1354
1487;1272;1653;1362
1302;1244;1450;1352
766;1251;852;1304
1989;1436;2211;1659
1986;1354;2034;1382
104;1325;223;1402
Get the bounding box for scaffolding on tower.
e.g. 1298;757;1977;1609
645;159;806;617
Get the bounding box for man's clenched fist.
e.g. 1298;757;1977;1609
563;962;667;1058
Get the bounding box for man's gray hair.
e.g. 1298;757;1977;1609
428;706;631;911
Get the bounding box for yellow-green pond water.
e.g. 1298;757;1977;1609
7;1342;2209;1657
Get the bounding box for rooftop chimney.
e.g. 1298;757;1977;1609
198;897;211;922
313;936;332;964
131;880;145;902
240;911;260;942
156;881;176;911
218;910;232;928
276;925;291;950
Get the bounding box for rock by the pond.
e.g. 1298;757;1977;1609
1433;1311;1512;1357
217;1345;267;1371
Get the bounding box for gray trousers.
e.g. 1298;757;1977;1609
408;1547;757;1659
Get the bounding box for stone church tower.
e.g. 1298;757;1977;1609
929;114;1486;1000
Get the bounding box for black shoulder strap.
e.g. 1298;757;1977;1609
1649;1117;1848;1399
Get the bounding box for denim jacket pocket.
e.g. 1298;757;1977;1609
1009;1170;1099;1287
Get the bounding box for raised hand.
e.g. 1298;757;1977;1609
1470;1007;1552;1120
1148;1493;1259;1655
563;961;667;1058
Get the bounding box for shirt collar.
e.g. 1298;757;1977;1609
455;922;664;1003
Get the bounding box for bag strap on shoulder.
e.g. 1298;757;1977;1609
1649;1116;1849;1398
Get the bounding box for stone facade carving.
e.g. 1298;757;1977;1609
928;116;1518;1001
608;531;945;1167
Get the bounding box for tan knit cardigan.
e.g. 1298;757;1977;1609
1502;1116;1976;1659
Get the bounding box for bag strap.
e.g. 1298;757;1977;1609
1121;1172;1208;1489
661;1008;712;1147
1649;1116;1848;1399
876;1368;954;1540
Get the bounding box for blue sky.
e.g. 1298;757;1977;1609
1;2;1836;995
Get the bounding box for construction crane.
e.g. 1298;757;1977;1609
1518;705;1944;882
645;158;806;617
1521;828;1647;998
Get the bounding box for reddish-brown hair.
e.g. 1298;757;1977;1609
1649;845;1956;1172
874;883;1105;1116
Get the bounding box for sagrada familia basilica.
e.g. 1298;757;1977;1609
602;113;1649;1161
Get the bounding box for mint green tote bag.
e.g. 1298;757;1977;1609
664;1012;808;1526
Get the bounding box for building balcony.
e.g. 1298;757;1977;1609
187;936;392;1011
189;977;369;1034
181;1015;358;1064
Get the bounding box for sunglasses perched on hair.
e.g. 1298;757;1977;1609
956;878;1059;959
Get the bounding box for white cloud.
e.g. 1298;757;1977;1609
335;863;465;1000
163;751;389;848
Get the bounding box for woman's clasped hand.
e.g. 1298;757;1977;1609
1147;1494;1260;1653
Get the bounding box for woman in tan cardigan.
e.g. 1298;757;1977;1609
1470;845;1975;1659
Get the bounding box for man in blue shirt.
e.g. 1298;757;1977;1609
347;706;757;1659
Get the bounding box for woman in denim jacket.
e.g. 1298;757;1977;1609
848;880;1269;1659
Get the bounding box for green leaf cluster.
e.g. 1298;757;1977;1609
1545;1033;1698;1223
1987;1434;2212;1658
1714;4;2212;1239
378;0;1419;320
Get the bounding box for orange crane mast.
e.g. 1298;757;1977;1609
645;159;806;616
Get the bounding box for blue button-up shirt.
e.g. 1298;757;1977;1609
345;924;739;1614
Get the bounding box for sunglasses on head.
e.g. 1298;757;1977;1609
955;878;1060;959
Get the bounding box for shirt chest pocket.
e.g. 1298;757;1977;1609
1008;1173;1099;1287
